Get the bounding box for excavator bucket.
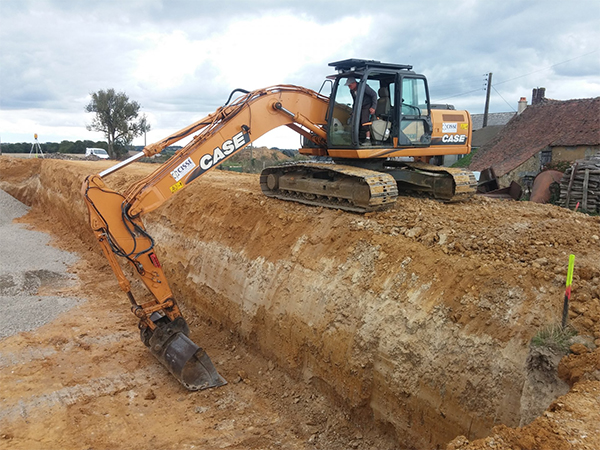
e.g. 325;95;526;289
146;317;226;390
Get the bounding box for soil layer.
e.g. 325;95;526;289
0;156;599;449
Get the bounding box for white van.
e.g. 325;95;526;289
85;148;109;159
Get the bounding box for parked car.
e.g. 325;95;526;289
85;147;109;159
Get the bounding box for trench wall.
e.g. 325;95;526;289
0;158;565;448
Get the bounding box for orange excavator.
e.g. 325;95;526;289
82;59;476;390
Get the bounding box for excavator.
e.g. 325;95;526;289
81;59;476;390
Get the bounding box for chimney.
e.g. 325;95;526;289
518;97;527;114
532;87;546;105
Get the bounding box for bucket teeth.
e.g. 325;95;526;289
147;317;226;390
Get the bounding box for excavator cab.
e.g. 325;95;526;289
326;59;433;150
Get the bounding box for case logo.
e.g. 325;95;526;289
442;134;467;143
199;131;250;171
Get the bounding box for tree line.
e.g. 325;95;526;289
1;89;149;159
0;140;108;154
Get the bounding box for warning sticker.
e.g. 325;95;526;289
170;181;184;193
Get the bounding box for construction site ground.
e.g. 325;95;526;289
0;156;599;450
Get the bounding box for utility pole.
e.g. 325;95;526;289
483;72;493;128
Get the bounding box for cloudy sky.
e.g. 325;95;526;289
1;0;599;149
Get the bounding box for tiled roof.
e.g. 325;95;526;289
472;125;504;148
471;112;516;130
469;97;600;176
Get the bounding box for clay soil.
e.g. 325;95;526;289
1;156;599;450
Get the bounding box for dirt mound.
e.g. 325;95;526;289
1;155;599;449
44;153;90;160
230;146;291;162
448;380;599;450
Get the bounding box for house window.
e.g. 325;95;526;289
540;150;552;168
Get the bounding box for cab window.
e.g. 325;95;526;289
330;75;397;147
400;77;430;145
329;74;430;147
330;77;356;146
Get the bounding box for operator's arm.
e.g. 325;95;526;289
365;84;377;113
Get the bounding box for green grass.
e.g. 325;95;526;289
451;148;478;168
531;324;578;352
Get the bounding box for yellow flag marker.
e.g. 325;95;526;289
562;254;575;328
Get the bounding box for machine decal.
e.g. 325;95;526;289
170;181;184;193
441;134;467;144
171;157;196;182
442;123;457;133
186;131;251;183
460;123;469;130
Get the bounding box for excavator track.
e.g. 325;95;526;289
387;161;478;203
260;163;398;213
261;161;477;212
409;162;477;202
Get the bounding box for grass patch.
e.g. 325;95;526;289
531;324;578;352
451;148;478;168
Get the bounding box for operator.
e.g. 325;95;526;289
346;77;377;144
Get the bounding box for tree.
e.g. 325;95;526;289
43;142;59;153
59;140;74;154
85;89;150;159
138;113;151;146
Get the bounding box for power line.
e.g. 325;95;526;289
430;73;489;89
436;87;484;101
494;50;598;85
492;85;516;112
434;50;598;101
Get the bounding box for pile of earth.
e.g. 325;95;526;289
229;146;293;162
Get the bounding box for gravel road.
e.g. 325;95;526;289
0;189;82;339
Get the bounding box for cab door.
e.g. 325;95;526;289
328;72;396;148
327;72;433;149
398;76;432;145
328;77;355;147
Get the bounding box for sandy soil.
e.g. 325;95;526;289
0;160;392;450
0;156;599;450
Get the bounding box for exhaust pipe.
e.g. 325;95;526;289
146;317;226;390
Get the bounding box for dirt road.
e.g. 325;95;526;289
0;156;599;449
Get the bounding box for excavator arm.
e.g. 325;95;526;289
81;86;329;390
123;86;328;216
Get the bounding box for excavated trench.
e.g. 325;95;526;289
1;157;599;449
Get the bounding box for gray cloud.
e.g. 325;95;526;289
1;0;598;145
